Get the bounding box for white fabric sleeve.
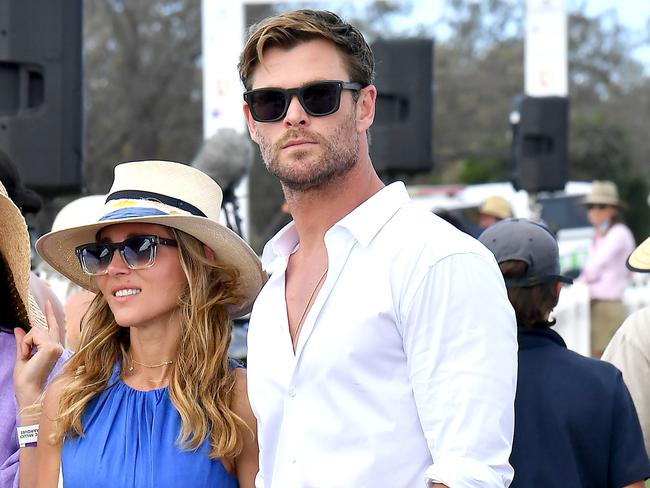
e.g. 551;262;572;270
602;307;650;455
400;252;518;488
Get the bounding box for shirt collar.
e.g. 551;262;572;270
335;182;409;248
261;182;410;269
517;325;567;350
262;220;298;268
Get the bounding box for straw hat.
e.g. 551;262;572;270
52;194;107;232
0;181;47;331
627;237;650;273
36;160;265;318
479;195;513;220
581;180;623;207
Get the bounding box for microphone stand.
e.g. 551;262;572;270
222;186;244;239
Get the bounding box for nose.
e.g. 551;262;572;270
105;248;129;275
283;94;308;127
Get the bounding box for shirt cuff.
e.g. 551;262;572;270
425;456;513;487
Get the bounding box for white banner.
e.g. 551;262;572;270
201;1;246;138
525;0;568;97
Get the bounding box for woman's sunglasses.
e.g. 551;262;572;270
244;80;363;122
75;235;178;276
586;204;609;210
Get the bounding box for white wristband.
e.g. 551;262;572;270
17;424;39;448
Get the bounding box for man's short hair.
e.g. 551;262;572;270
238;9;374;91
499;260;560;328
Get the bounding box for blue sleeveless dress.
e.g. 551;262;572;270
61;364;239;488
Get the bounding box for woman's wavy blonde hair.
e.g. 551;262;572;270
52;228;252;459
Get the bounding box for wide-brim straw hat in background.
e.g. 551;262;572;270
581;180;624;207
51;194;107;232
36;160;266;318
627;237;650;273
0;181;47;331
479;195;513;220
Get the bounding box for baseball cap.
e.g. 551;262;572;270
478;218;573;287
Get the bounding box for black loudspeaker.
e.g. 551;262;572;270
0;0;83;196
511;95;568;193
370;38;433;176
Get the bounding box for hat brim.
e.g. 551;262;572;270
627;237;650;273
505;274;574;288
36;215;266;318
580;195;624;208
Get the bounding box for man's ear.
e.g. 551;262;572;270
356;84;377;132
243;103;259;144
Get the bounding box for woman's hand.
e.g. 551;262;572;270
13;301;64;410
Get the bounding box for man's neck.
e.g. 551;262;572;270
285;158;384;251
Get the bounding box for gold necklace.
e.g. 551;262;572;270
128;357;174;372
292;267;328;346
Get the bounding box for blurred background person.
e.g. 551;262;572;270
480;218;650;488
477;195;513;229
579;180;635;357
603;235;650;455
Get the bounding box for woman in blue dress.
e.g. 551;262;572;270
27;160;265;487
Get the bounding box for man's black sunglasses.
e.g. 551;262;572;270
75;235;178;276
244;80;363;122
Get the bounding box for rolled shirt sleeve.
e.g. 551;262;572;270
400;252;518;487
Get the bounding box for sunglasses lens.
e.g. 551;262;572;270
249;89;287;122
77;244;112;275
121;236;156;269
302;82;340;115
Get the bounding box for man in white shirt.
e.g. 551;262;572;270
239;9;518;487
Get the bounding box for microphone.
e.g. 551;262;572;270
192;128;254;239
192;128;254;194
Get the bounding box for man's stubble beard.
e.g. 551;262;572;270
255;111;360;193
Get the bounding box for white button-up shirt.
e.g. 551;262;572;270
247;182;517;488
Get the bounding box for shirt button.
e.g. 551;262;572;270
288;388;296;397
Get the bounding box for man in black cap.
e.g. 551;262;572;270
479;218;650;488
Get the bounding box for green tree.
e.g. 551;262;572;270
83;0;203;195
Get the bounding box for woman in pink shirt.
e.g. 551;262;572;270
579;181;635;357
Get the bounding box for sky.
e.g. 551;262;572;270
407;0;649;30
393;0;650;67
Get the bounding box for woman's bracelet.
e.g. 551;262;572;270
17;424;39;448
